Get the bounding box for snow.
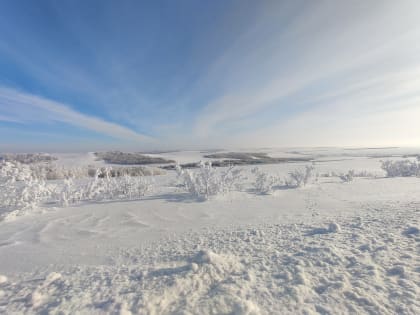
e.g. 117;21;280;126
403;226;419;236
0;275;7;284
0;148;420;314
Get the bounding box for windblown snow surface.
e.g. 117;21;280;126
0;148;419;314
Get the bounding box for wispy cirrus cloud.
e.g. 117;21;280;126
0;114;21;123
1;1;420;150
191;0;420;146
0;87;153;143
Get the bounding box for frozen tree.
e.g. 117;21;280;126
58;177;84;206
381;160;420;177
0;161;53;212
106;174;153;200
339;170;355;182
79;168;153;202
285;165;316;188
1;162;154;218
251;167;278;194
176;161;244;200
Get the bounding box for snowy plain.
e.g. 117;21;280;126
0;147;419;314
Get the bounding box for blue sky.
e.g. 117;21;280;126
1;0;420;151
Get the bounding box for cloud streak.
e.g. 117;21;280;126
0;87;153;143
191;0;420;145
1;1;420;149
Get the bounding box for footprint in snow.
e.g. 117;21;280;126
402;226;419;237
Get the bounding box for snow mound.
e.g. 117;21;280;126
307;222;341;235
328;222;341;233
0;275;7;284
30;272;64;309
191;249;223;265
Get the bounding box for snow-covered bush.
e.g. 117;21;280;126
251;167;279;194
381;160;420;177
321;169;374;179
17;163;164;181
285;165;316;188
339;170;355;182
58;168;153;205
0;161;53;211
1;163;153;219
96;173;152;201
353;170;375;178
42;164;86;180
114;174;152;199
176;161;244;200
95;166;165;177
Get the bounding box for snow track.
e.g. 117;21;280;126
1;205;418;315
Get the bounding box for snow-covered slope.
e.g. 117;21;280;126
0;148;419;314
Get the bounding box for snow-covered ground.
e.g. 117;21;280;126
0;148;419;314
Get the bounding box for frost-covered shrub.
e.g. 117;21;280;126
381;160;420;177
0;161;53;211
114;174;153;199
321;169;374;179
95;166;165;177
94;173;152;201
18;163;164;181
285;165;316;188
251;167;278;194
1;163;153;219
56;177;83;206
29;163;89;180
58;168;153;205
353;170;375;178
339;170;354;182
176;161;244;200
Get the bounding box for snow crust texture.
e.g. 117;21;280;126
1;205;418;315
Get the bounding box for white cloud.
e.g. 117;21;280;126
0;114;21;123
0;87;153;143
2;1;420;150
191;0;420;147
